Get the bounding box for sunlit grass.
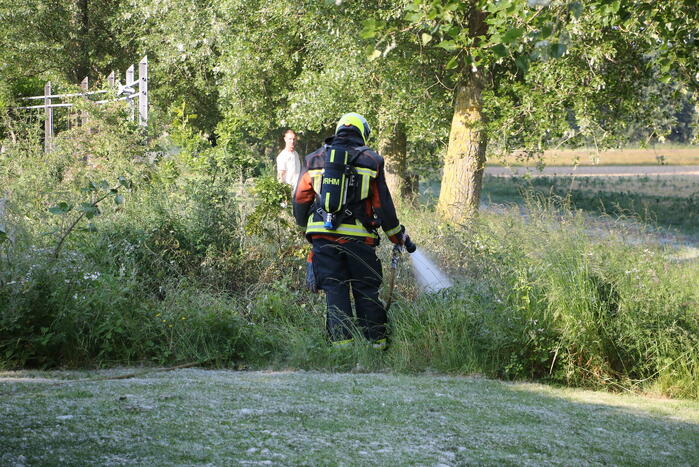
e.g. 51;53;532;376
491;145;699;166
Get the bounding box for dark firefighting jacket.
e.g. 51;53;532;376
292;129;403;246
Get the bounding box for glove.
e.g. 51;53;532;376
400;228;416;253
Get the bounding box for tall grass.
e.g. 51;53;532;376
1;109;697;398
389;199;699;398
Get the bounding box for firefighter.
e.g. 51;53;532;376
293;113;410;350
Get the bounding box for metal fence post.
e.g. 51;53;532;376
126;64;135;121
80;76;89;126
44;82;53;152
138;56;148;127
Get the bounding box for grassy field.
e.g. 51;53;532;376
1;369;698;466
557;174;699;198
492;145;699;166
480;174;699;232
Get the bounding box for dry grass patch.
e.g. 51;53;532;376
495;145;699;166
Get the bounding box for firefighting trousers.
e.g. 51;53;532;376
311;238;386;342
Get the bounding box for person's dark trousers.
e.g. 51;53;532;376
311;237;386;342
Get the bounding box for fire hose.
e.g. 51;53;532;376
385;234;416;312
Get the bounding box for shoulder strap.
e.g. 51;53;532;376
347;145;370;165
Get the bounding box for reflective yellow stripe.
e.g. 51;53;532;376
361;174;370;199
354;168;376;177
371;338;388;350
354;168;376;199
385;225;402;236
324;192;331;212
309;169;323;193
306;219;378;238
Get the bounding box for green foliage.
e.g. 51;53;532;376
392;201;699;398
49;177;132;260
244;176;293;244
0;0;697;402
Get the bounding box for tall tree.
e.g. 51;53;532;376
369;0;698;221
278;1;451;202
119;0;225;134
0;0;133;86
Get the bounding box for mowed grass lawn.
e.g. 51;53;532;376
2;369;697;465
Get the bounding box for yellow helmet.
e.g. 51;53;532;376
335;113;371;144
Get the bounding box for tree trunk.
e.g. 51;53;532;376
436;71;487;222
379;123;417;206
74;0;90;81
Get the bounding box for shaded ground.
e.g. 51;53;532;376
2;369;698;465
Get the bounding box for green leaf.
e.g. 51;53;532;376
48;202;73;215
114;194;125;205
436;40;459;51
444;1;461;12
492;44;508;58
118;177;132;189
81;182;97;193
549;43;567;58
502;28;524;44
540;25;553;39
404;12;421;23
359;20;376;40
79;203;100;220
515;56;529;74
368;49;382;61
98;180;110;190
607;1;621;15
568;2;583;18
445;55;459;70
0;229;7;245
421;33;432;45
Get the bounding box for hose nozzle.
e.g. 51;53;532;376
403;234;416;253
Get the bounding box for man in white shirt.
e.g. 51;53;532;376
276;129;301;191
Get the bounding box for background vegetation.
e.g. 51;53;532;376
0;0;697;399
1;104;697;399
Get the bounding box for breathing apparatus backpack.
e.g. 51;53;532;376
315;145;379;232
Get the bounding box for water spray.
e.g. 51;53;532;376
409;249;453;293
385;234;453;311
